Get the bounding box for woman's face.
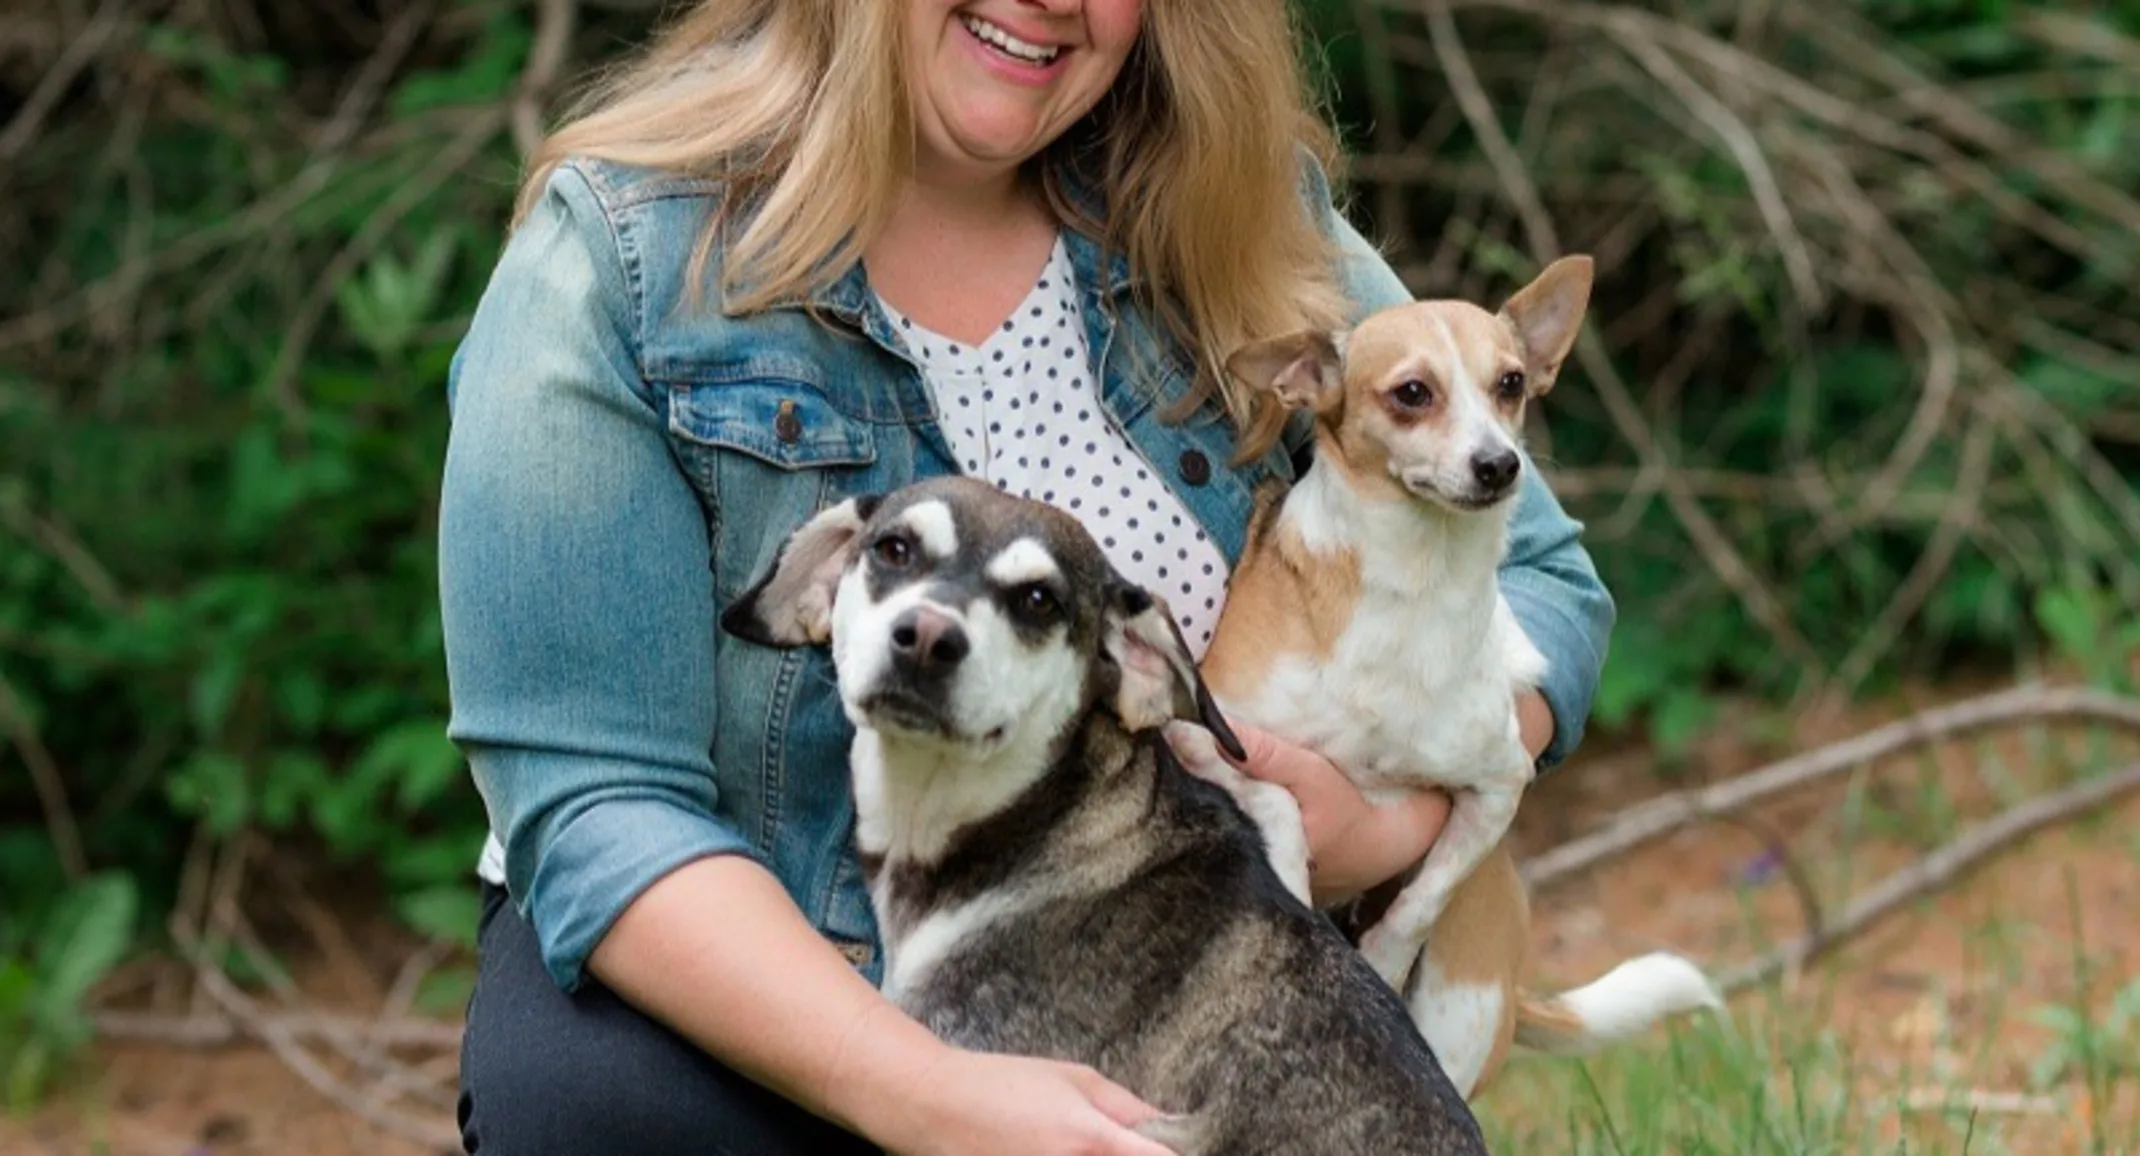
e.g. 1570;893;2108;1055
905;0;1143;186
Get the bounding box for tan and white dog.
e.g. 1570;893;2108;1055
1187;256;1721;1098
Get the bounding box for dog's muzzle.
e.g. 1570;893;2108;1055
860;605;969;736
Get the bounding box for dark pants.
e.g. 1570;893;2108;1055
458;884;881;1155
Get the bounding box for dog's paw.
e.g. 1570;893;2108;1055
1357;923;1424;991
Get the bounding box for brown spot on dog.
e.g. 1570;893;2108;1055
1200;483;1364;703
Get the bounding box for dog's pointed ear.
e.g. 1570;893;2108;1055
1103;584;1246;762
719;494;882;647
1499;255;1594;394
1225;330;1345;414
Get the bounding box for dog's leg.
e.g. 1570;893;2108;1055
1166;723;1314;905
1357;782;1522;989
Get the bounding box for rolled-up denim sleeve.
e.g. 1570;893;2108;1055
438;165;753;990
1304;159;1617;769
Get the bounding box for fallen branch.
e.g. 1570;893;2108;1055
0;671;86;881
1522;684;2140;889
1716;758;2140;994
93;1009;462;1051
191;963;461;1152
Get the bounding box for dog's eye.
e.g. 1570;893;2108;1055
1496;370;1527;401
1391;380;1433;409
872;535;914;569
1011;584;1061;623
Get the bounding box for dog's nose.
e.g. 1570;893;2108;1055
889;607;969;672
1470;448;1520;492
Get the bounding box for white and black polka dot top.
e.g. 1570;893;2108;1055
877;236;1232;654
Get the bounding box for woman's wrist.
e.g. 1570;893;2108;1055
818;998;961;1150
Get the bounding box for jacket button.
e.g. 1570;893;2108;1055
774;399;802;443
1178;449;1211;487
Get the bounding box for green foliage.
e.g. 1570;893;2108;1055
1;875;137;1109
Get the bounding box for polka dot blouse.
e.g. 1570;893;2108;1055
877;237;1232;654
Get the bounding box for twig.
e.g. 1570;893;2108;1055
0;671;86;881
0;0;127;168
93;1009;463;1050
1822;396;1998;699
1521;684;2140;889
1715;759;2140;994
1901;1087;2060;1117
513;0;579;158
165;834;462;1152
190;963;461;1152
258;104;507;430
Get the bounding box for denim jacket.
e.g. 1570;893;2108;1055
439;157;1615;992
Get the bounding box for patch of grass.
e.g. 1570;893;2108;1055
1476;906;2138;1154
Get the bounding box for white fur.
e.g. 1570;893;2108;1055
902;499;959;561
881;888;1034;1002
985;538;1060;587
1404;961;1504;1099
1517;953;1725;1055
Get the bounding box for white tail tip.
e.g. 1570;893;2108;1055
1517;952;1724;1055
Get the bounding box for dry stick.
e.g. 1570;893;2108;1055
94;1010;462;1050
1348;0;1418;257
1416;0;1822;675
513;0;580;158
258;105;507;431
1823;398;1998;701
0;673;86;881
0;0;126;166
1715;759;2140;995
1603;24;1821;312
1521;684;2140;890
168;837;461;1151
190;965;461;1153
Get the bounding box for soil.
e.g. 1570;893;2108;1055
6;679;2137;1156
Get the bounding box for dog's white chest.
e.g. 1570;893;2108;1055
1232;582;1543;794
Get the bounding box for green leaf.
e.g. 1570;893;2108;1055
166;751;252;834
395;885;482;949
415;964;478;1016
34;875;137;1010
188;648;247;739
1650;690;1715;756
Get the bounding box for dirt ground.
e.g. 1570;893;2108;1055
6;679;2138;1156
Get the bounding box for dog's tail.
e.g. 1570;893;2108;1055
1513;952;1724;1055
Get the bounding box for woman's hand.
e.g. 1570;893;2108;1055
1222;721;1451;907
877;1046;1181;1156
1221;689;1555;906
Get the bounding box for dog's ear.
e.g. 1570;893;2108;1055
1225;330;1345;414
1499;255;1594;394
719;494;883;647
1103;584;1247;762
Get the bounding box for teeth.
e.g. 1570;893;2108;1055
961;15;1061;64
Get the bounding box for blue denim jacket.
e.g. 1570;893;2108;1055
439;157;1615;992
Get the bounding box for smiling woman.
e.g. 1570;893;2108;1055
440;0;1614;1153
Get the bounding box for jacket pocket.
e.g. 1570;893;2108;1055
668;371;877;473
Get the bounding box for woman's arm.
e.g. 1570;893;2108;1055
592;857;1178;1156
441;166;1172;1156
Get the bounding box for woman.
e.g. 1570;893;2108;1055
439;2;1614;1153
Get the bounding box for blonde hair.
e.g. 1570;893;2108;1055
522;1;1351;459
